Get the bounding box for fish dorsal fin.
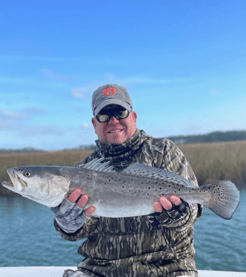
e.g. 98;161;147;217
122;163;192;187
82;157;116;173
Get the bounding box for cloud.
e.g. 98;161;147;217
103;74;190;86
0;108;47;135
0;117;66;138
0;119;20;130
0;77;34;84
2;112;63;137
119;77;175;85
0;107;45;121
0;109;26;119
0;108;75;139
24;107;45;115
103;73;117;83
81;123;92;129
41;68;78;83
19;125;65;138
210;89;219;94
0;55;75;62
75;107;85;112
71;87;91;99
182;124;204;135
71;74;189;100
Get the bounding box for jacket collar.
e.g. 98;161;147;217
95;129;149;159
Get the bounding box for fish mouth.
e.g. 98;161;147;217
2;168;15;189
2;180;18;194
2;180;14;188
3;168;28;192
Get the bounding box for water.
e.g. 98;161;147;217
194;188;246;272
0;189;245;271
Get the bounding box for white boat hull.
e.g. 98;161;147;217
0;267;245;277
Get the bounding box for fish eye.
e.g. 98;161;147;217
24;172;31;177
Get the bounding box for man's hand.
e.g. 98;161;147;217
50;188;95;233
153;194;182;212
150;194;190;227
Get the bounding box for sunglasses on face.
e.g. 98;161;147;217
96;108;131;123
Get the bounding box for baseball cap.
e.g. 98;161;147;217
92;84;133;116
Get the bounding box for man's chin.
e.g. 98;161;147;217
105;131;126;144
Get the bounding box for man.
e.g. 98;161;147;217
51;84;203;277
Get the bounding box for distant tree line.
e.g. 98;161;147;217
76;144;97;150
1;130;246;154
168;130;246;144
0;147;44;154
0;145;96;154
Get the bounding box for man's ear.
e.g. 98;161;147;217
91;117;97;129
131;111;137;122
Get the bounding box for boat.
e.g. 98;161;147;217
0;267;245;276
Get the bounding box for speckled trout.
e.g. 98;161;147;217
2;158;240;219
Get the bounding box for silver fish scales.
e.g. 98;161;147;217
2;158;240;219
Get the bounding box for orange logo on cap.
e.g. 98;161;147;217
103;87;116;96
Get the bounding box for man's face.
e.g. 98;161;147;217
91;105;137;144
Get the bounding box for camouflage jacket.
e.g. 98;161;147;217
54;129;203;277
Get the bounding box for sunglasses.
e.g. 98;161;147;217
96;108;131;123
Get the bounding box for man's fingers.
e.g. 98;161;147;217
158;196;172;210
67;188;83;203
84;206;95;216
153;201;163;212
76;194;89;208
168;194;182;206
153;195;181;213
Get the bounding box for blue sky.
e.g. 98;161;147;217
0;0;246;150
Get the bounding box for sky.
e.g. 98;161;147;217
0;0;246;150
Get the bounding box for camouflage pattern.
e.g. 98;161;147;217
54;129;203;277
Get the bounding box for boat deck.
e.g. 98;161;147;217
0;267;245;276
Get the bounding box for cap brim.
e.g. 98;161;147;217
94;99;131;116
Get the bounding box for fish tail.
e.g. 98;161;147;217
205;180;240;219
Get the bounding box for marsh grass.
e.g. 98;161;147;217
1;140;246;196
179;140;246;189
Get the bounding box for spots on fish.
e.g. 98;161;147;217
96;170;197;199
